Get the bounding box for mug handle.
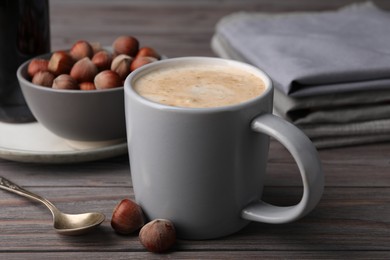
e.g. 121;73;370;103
241;114;324;223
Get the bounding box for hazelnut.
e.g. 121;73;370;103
111;54;132;80
136;47;161;60
27;59;49;77
79;82;96;91
69;40;94;61
94;70;122;89
111;199;145;234
70;57;98;82
139;219;176;253
130;56;158;71
112;35;139;57
52;74;78;89
48;51;74;76
90;42;103;54
92;50;113;71
31;71;55;87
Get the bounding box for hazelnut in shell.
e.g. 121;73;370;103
69;40;94;61
92;50;113;71
52;74;78;90
90;42;103;54
48;51;74;76
70;57;98;82
139;219;176;253
112;35;139;57
111;54;132;80
27;59;49;78
32;71;55;87
130;56;158;71
79;82;96;91
94;70;122;89
111;199;145;234
136;47;161;60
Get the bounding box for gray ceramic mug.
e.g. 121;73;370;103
124;57;324;240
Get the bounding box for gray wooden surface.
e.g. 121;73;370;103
1;0;390;259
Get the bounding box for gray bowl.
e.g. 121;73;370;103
16;54;126;142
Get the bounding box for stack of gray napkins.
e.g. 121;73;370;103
212;2;390;148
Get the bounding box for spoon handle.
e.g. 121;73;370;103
0;176;59;214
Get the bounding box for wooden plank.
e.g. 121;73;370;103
1;0;390;257
0;187;389;252
0;155;131;187
48;0;390;56
1;139;389;188
2;251;390;260
266;141;390;187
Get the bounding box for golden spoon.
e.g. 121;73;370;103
0;176;105;235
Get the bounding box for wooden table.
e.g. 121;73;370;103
1;0;390;259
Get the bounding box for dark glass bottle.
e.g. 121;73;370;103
0;0;50;123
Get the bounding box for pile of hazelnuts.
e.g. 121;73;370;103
111;199;176;253
27;35;160;90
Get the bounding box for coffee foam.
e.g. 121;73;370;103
134;63;266;108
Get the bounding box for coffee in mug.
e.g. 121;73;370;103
125;57;324;240
133;63;266;108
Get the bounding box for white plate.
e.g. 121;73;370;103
0;121;128;163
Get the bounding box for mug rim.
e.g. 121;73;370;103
125;56;273;113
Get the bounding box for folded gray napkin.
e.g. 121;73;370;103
214;2;390;97
212;2;390;148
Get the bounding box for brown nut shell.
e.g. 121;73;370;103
94;70;122;89
92;50;113;71
52;74;78;90
70;57;98;83
111;199;145;234
90;42;103;54
136;47;161;60
32;71;55;87
111;54;132;80
139;219;176;253
112;35;139;57
48;51;74;76
28;59;49;78
69;40;94;61
130;56;158;71
79;82;96;91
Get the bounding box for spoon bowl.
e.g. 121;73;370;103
54;212;106;235
0;176;105;235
